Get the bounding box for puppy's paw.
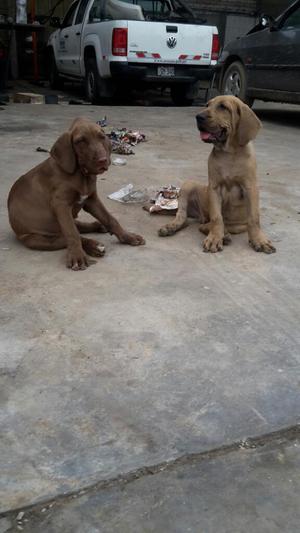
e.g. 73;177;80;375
95;243;106;256
203;233;224;253
158;224;176;237
223;233;232;246
84;239;106;257
121;232;145;246
66;248;96;271
249;236;276;254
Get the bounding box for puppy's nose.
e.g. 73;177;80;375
196;114;205;125
96;156;108;164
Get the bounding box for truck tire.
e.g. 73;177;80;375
85;58;102;104
171;84;194;106
221;61;254;107
49;51;64;90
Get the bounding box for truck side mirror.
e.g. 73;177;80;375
50;16;62;28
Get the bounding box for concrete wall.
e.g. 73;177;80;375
186;0;292;45
223;13;258;44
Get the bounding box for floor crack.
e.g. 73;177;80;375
1;423;299;520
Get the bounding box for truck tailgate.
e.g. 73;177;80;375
127;21;216;65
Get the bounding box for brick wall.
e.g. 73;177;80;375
187;0;258;17
187;0;292;18
0;1;290;20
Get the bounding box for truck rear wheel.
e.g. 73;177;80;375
85;58;102;104
171;84;194;106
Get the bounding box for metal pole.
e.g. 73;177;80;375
31;0;39;81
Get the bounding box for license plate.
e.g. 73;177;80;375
157;66;175;77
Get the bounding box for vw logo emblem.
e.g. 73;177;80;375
167;37;177;49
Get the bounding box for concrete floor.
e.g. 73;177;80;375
3;431;300;533
0;100;300;529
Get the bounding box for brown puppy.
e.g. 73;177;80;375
8;117;145;270
159;96;275;254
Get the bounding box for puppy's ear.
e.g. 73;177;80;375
237;102;262;146
50;132;77;174
104;135;112;166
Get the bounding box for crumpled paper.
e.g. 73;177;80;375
148;185;180;212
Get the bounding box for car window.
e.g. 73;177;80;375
89;0;103;22
121;0;171;17
75;0;90;24
282;6;300;29
62;0;79;27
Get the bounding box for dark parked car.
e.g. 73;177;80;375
216;0;300;106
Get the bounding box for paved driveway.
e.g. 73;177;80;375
0;101;299;519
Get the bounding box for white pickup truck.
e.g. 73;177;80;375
47;0;219;105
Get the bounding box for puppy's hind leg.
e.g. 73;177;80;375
75;220;108;234
18;233;105;258
18;233;66;250
159;194;188;237
198;222;211;235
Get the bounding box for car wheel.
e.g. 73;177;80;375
85;59;102;104
49;51;64;90
221;61;254;107
171;85;194;106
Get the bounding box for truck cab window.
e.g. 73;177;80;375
62;0;79;28
75;0;91;24
89;0;103;23
121;0;170;18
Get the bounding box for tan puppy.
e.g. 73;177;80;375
159;96;275;254
8;118;145;270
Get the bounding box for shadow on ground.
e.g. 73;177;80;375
256;109;300;129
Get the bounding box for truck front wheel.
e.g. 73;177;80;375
85;59;102;104
170;84;194;106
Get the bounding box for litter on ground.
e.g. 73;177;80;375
107;128;146;155
108;184;151;203
146;185;180;212
108;183;180;207
112;157;127;166
35;126;146;157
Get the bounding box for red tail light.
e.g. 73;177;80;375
112;28;128;56
211;34;220;61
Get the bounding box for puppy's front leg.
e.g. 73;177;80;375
53;203;95;270
245;184;276;254
203;186;224;253
84;193;145;246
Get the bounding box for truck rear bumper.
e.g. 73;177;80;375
110;62;215;85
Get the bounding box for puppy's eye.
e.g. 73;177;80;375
74;137;87;145
218;103;228;111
